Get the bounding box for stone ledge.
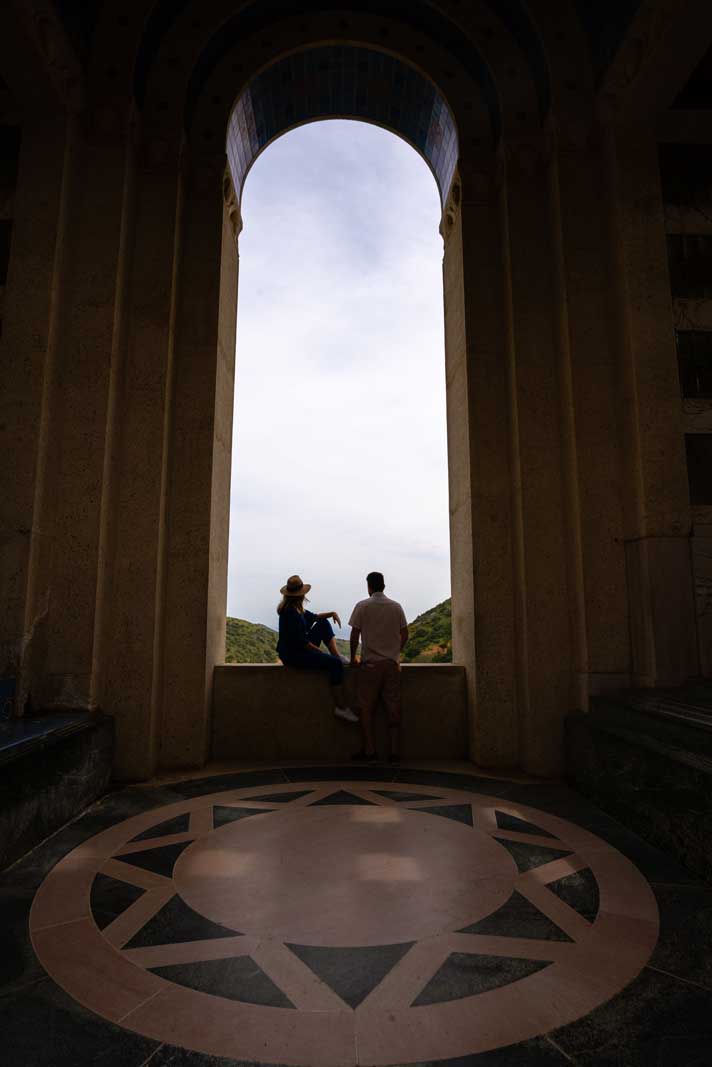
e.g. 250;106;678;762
0;709;98;766
212;663;468;762
0;712;114;871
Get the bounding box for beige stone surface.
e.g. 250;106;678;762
101;140;184;780
0;114;76;710
212;665;468;762
447;155;518;769
554;131;631;686
505;133;573;777
160;157;236;771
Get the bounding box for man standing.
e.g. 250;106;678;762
349;572;408;762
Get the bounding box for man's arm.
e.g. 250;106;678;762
400;626;409;651
350;627;361;664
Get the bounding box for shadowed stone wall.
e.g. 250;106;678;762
0;1;708;782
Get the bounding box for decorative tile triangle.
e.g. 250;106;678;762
458;890;573;942
129;813;191;842
413;952;552;1005
494;838;572;873
286;942;413;1008
373;790;444;802
546;867;600;922
90;873;145;930
310;790;374;806
115;840;192;878
494;810;558;839
124;893;240;949
413;804;473;827
213;805;276;828
150;955;294;1008
240;790;313;804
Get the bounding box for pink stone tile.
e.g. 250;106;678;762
124;935;256;970
126;984;357;1066
102;886;176;948
31;918;164;1023
174;805;517;947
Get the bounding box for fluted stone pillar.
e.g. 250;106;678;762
504;132;573;777
443;155;518;768
547;120;631;700
159;156;239;769
603;126;698;686
0;113;77;708
101;133;184;779
41;107;136;711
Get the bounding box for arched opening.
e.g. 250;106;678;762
208;45;470;761
226;118;451;656
224;46;458;206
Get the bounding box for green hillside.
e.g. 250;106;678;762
225;617;350;663
402;598;452;662
225;617;280;663
225;598;453;664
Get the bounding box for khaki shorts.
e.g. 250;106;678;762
357;659;401;726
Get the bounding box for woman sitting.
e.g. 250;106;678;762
277;575;358;723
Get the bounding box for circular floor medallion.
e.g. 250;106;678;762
175;803;515;946
30;777;660;1067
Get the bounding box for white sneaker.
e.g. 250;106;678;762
334;706;359;724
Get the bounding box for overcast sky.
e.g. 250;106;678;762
227;119;450;636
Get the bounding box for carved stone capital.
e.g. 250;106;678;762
440;170;461;240
223;167;243;242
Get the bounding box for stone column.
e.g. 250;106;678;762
101;131;184;780
547;120;631;700
603;125;698;686
504;132;573;777
443;155;518;768
159;157;239;769
40;105;136;711
0;112;76;708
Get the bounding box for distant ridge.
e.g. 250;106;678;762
225;598;452;663
401;598;452;663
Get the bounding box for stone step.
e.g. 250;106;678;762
566;681;712;883
0;711;114;871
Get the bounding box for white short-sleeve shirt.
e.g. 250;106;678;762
349;592;408;663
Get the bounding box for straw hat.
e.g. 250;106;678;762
280;574;311;597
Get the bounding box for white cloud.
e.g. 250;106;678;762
227;120;450;634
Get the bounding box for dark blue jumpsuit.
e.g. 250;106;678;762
277;607;344;685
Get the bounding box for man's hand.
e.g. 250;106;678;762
350;626;361;665
332;611;341;628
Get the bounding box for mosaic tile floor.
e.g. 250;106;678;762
2;765;712;1065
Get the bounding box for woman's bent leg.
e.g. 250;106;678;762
306;618;335;650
